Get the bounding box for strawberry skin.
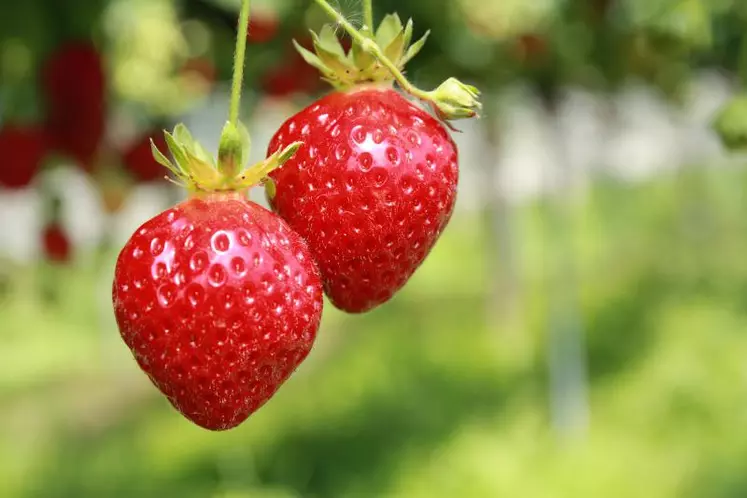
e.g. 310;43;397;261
267;88;458;313
0;125;47;189
112;195;323;430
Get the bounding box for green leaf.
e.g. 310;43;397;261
738;36;747;86
375;13;403;49
400;30;430;66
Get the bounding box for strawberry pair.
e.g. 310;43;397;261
112;12;477;430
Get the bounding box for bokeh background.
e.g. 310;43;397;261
2;0;747;497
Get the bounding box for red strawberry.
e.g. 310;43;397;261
265;19;464;313
0;125;47;189
247;13;279;44
260;36;323;98
268;89;457;312
112;123;319;430
122;132;169;183
42;223;71;263
42;42;106;171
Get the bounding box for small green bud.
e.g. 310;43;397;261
427;77;482;121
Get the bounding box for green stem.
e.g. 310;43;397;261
363;0;374;30
313;0;428;100
229;0;251;126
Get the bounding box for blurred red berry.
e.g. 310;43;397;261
0;125;47;189
41;42;106;171
180;57;217;88
261;37;323;97
43;223;71;263
247;13;279;44
122;132;169;183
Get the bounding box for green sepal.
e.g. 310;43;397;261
426;77;483;121
149;122;292;193
317;24;346;58
293;12;430;89
401;30;429;66
264;177;277;201
352;27;376;67
375;13;403;49
233;142;303;190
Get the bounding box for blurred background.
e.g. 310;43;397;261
2;0;747;496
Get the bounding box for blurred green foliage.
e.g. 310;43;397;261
2;165;747;497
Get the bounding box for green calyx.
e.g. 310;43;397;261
294;13;429;90
151;122;301;193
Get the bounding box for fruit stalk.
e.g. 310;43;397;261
312;0;481;121
229;0;251;127
363;0;374;30
313;0;423;98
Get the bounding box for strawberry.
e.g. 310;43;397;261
122;131;170;183
0;125;47;189
260;36;324;98
112;124;320;430
247;12;279;44
264;17;477;313
41;42;106;171
42;222;71;263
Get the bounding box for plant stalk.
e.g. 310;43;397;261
363;0;374;30
229;0;251;126
313;0;428;101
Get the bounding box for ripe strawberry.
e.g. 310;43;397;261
42;222;71;263
122;131;170;183
0;125;47;189
113;124;320;430
265;18;470;313
41;42;106;171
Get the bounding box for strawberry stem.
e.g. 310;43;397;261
229;0;251;127
311;0;482;121
149;0;302;193
363;0;374;30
